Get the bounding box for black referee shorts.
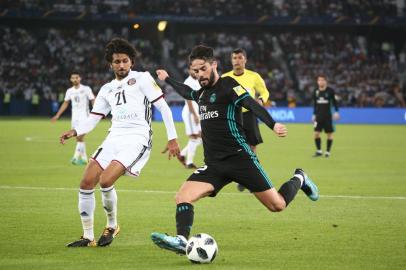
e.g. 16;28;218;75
186;152;273;197
314;117;335;133
242;111;263;146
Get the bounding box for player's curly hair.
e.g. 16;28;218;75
104;38;138;64
189;45;215;63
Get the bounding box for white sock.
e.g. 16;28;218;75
186;138;202;165
101;186;118;229
78;189;95;240
294;174;304;186
73;143;81;159
180;143;189;157
77;142;87;160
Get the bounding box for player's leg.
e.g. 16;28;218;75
254;168;319;211
325;119;335;157
185;134;201;169
313;131;322;157
151;181;215;255
96;160;125;246
151;164;226;255
75;135;88;165
67;160;103;247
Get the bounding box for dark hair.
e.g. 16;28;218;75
70;71;80;77
189;45;215;63
104;38;138;64
232;48;247;58
317;74;328;80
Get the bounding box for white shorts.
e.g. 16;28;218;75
182;103;201;136
71;117;87;130
91;133;151;178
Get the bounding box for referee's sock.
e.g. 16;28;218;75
176;203;194;239
278;177;301;207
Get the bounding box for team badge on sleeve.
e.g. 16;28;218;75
233;85;247;96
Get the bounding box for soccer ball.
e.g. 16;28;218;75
186;233;218;264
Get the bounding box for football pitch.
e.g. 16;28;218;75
0;118;405;270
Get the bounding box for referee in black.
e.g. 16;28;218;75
150;45;319;255
312;74;340;158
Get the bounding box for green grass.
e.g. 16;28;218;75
0;118;405;269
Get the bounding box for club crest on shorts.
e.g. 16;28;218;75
209;93;216;103
127;78;136;85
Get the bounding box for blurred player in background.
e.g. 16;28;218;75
222;48;269;191
51;72;95;165
179;66;202;169
150;45;319;255
59;38;180;247
312;74;340;157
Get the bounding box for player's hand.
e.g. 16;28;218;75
333;112;340;121
256;99;263;106
165;139;180;160
273;123;287;137
51;115;59;123
156;69;169;81
59;129;77;145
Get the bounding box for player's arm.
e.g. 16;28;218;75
331;89;340;120
59;113;103;144
156;70;196;101
240;95;287;137
51;100;70;122
153;97;180;159
312;90;317;122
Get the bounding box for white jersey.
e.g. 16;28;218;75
91;70;163;148
182;76;201;135
64;84;95;120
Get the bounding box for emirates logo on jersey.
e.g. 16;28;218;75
128;78;136;85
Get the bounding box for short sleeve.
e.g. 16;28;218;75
64;90;71;101
254;73;269;102
91;87;111;117
87;87;95;100
139;72;164;103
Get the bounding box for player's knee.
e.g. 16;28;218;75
80;177;95;190
268;202;286;212
98;173;113;189
175;191;193;204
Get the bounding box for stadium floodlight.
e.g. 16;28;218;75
133;23;140;30
157;21;167;32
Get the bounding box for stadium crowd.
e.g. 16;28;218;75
1;24;405;116
1;0;403;18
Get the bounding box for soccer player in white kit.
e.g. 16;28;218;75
178;68;202;169
52;72;95;165
59;38;180;247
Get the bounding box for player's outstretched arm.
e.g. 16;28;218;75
156;70;195;100
51;101;70;122
153;97;180;159
240;96;287;137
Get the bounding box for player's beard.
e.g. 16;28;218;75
200;71;215;89
115;69;130;80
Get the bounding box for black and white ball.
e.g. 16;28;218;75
186;233;218;264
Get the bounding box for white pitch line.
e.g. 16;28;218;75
0;185;405;200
